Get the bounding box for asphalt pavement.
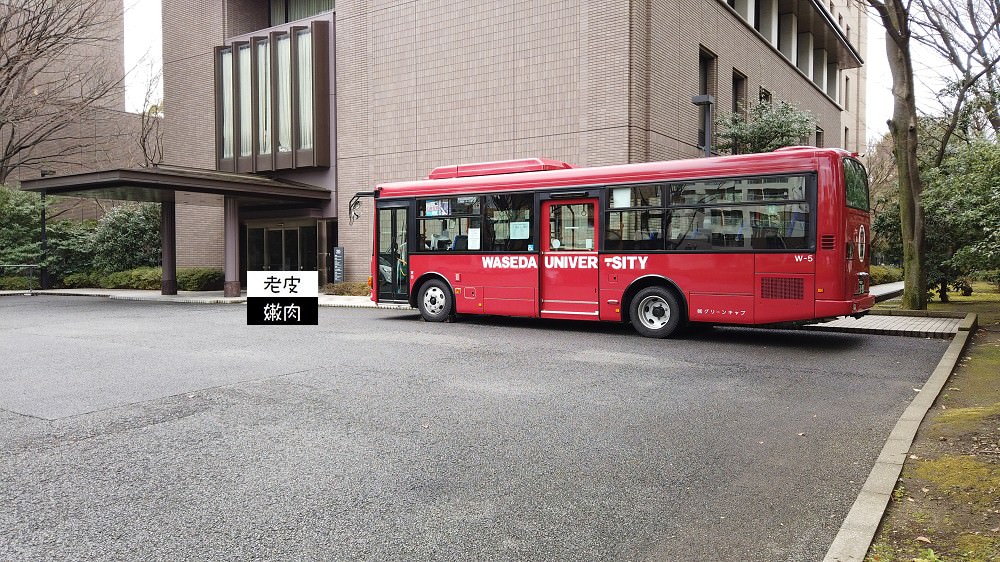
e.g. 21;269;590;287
0;296;949;561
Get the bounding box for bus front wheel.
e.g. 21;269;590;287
630;286;682;338
417;279;454;322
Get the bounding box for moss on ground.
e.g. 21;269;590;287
912;456;1000;509
867;283;1000;562
930;403;1000;437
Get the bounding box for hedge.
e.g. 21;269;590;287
870;265;904;285
60;267;224;291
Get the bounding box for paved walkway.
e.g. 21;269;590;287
805;314;963;339
870;281;904;302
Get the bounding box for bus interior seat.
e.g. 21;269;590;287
451;235;468;250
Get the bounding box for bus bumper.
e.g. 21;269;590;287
816;294;876;318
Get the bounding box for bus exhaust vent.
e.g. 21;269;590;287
761;277;804;300
821;234;836;250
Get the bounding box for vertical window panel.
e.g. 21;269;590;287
257;40;271;155
219;48;234;159
288;0;333;21
276;34;292;153
296;29;313;150
270;0;286;25
238;45;252;157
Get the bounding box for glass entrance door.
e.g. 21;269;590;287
247;226;316;271
377;206;409;302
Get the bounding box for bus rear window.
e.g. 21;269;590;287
844;158;869;211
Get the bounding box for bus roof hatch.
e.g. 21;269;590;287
426;158;574;180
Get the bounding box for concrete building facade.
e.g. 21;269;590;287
161;0;866;283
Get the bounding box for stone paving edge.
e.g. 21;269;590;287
822;313;979;561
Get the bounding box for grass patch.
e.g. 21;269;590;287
912;456;1000;510
954;533;1000;561
927;282;1000;324
931;403;1000;436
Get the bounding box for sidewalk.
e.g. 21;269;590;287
0;282;936;326
0;287;409;309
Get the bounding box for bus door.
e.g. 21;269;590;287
540;198;600;320
376;204;410;302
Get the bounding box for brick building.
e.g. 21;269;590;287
161;0;866;285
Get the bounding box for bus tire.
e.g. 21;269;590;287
630;286;682;338
417;279;454;322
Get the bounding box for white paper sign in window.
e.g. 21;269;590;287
510;221;530;240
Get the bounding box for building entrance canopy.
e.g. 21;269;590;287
19;166;330;206
20;166;332;297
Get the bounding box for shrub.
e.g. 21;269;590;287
91;203;161;273
0;276;39;290
870;264;904;285
98;267;161;290
976;270;1000;292
322;281;370;296
61;267;223;291
45;219;97;283
177;268;224;291
61;272;101;288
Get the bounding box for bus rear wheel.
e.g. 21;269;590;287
417;279;454;322
630;286;682;338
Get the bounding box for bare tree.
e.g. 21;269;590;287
0;0;125;184
137;66;163;167
912;0;1000;166
866;0;927;309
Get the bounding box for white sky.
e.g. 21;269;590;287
123;0;163;114
864;9;950;148
120;0;943;149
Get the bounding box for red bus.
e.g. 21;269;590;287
360;147;873;338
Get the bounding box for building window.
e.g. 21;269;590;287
846;25;851;42
257;39;272;155
732;70;747;114
238;45;252;158
275;33;292;153
844;127;850;151
216;21;330;172
219;48;234;159
815;127;824;148
759;87;772;104
270;0;334;25
297;28;314;150
698;48;717;148
844;76;850;109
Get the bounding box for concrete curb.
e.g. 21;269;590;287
823;312;979;561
